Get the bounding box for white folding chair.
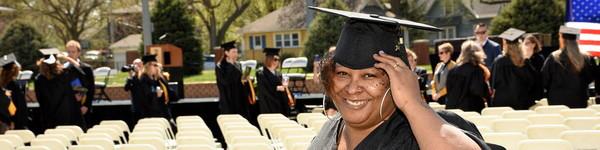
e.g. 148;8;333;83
16;146;51;150
128;137;165;150
534;105;569;114
175;144;215;150
560;130;600;150
31;138;65;150
0;139;16;150
5;130;36;144
481;107;514;116
68;145;104;150
517;139;572;150
502;110;536;119
564;117;600;130
78;138;114;150
482;132;527;150
0;134;25;147
560;108;597;118
527;114;565;125
526;124;570;139
118;144;157;150
491;119;531;133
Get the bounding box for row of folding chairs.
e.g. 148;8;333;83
296;113;327;133
483;130;600;150
174;115;218;150
217;114;272;150
256;114;314;150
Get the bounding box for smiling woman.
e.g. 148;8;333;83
307;7;492;150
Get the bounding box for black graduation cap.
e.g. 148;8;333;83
263;48;280;56
142;55;157;64
498;28;525;43
309;6;441;69
39;48;60;64
220;41;236;51
0;53;17;69
559;26;579;40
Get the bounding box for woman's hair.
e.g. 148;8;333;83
66;40;81;51
0;63;20;87
141;62;159;80
37;60;63;79
457;40;486;66
406;49;417;60
319;50;337;95
553;37;586;73
438;43;454;53
523;34;542;53
503;41;525;67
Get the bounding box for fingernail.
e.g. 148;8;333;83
379;51;384;54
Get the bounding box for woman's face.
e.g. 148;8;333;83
146;62;159;75
330;64;394;128
522;39;535;52
225;48;239;62
438;50;451;62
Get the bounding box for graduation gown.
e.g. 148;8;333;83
66;62;95;112
414;67;429;101
217;60;250;118
446;64;490;112
6;81;27;129
256;67;290;116
528;53;546;101
129;75;171;119
541;53;599;108
0;89;11;126
308;110;491;150
490;56;536;110
34;71;84;130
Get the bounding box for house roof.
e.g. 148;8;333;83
461;0;508;19
238;3;307;34
0;6;14;12
109;34;141;52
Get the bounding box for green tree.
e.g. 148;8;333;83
490;0;564;42
386;0;428;40
304;0;348;71
152;0;203;75
0;21;47;71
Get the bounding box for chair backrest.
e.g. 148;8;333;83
78;133;112;142
277;128;315;141
491;119;531;133
93;67;112;83
455;111;480;118
560;108;597;118
481;107;514;116
86;128;121;144
6;130;36;143
128;137;165;150
175;144;215;150
225;130;261;144
482;132;527;150
67;145;104;150
0;134;24;147
228;143;273;150
118;144;157;150
129;132;163;142
132;127;166;140
31;138;65;150
175;131;212;139
588;105;600;112
526;124;570;139
176;136;214;147
16;146;51;150
36;134;71;146
465;116;502;128
283;135;313;150
99;120;130;134
517;139;572;150
291;57;308;69
17;70;34;80
527;114;565;125
55;126;84;138
44;129;77;142
564;117;600;130
560;130;600;150
0;139;16;150
502;110;536;119
296;113;324;126
534;105;569;114
230;136;269;145
78;138;114;150
281;58;295;70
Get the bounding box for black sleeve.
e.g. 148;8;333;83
540;57;553;98
471;67;490;100
256;71;281;102
437;111;492;150
82;65;95;108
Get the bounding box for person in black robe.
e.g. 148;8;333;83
64;40;95;130
129;55;172;119
35;48;84;131
307;7;489;150
0;88;11;133
446;41;491;113
0;53;28;129
124;58;143;123
522;34;546;101
541;26;600;108
217;41;250;119
256;48;290;116
490;28;536;110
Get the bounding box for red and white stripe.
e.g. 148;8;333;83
566;22;600;56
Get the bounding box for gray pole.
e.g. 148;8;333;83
142;0;152;54
403;26;410;48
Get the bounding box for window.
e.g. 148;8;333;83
438;26;456;39
249;35;265;49
274;33;300;48
443;0;455;16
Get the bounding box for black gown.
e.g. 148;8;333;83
446;64;490;112
0;89;11;127
65;62;95;129
528;53;546;101
414;67;430;101
129;74;172;119
6;81;27;129
308;110;491;150
34;71;84;130
490;56;536;110
256;67;290;116
217;60;250;118
541;52;599;108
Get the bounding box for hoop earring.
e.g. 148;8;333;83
379;88;391;121
323;95;334;120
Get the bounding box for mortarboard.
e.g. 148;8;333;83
498;28;526;43
142;55;157;64
263;48;280;56
220;41;236;51
559;26;579;40
309;6;441;69
0;53;17;69
39;48;60;64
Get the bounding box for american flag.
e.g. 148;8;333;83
566;0;600;56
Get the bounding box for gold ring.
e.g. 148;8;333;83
393;63;401;68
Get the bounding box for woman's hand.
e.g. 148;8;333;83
373;51;423;110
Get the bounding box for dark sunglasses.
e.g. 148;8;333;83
475;31;486;35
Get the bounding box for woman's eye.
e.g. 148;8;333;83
336;71;349;78
364;73;376;78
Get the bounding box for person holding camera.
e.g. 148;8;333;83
127;55;172;120
124;58;143;122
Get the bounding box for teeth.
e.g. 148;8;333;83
346;99;367;106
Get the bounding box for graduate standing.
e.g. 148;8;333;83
256;48;291;116
0;54;27;129
446;41;491;113
490;28;536;110
64;40;95;130
35;48;84;130
542;26;599;108
216;41;250;118
129;55;172;119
